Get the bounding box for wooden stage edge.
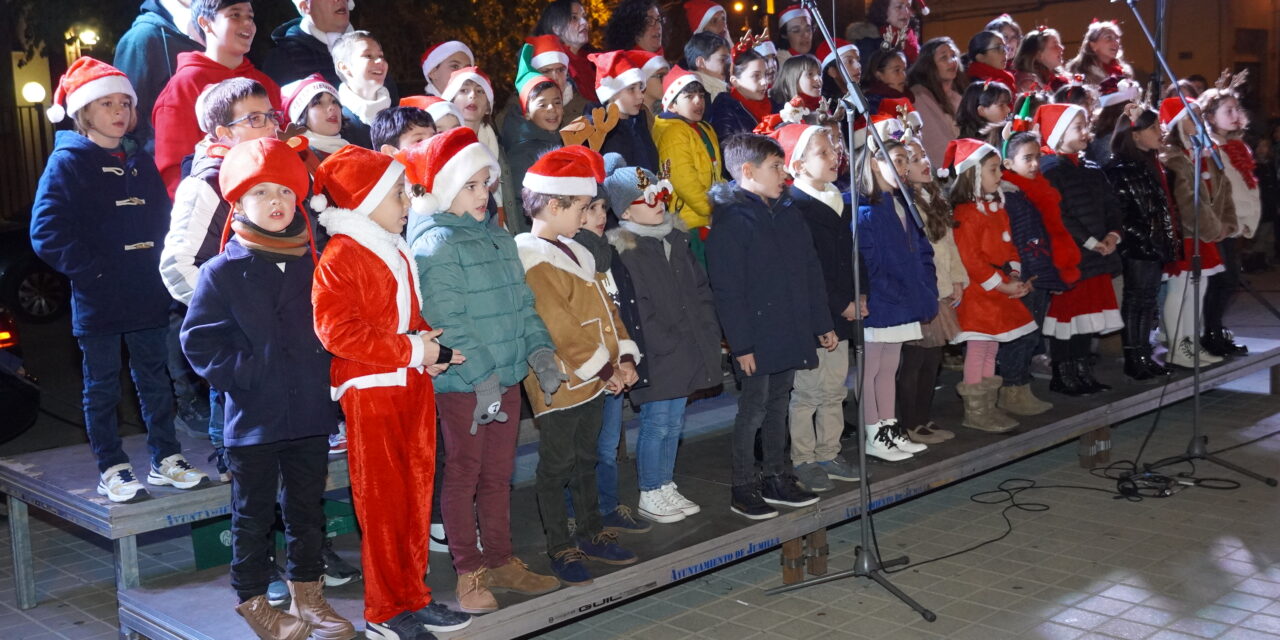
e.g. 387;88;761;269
10;337;1280;640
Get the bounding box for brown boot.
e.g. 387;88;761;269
978;376;1019;431
287;580;355;640
956;381;1016;433
997;383;1053;416
235;594;313;640
457;568;499;614
484;557;561;596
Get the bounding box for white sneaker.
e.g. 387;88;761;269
98;464;149;503
638;489;686;523
429;522;449;553
661;483;700;516
147;454;210;489
882;419;927;454
865;421;914;462
329;421;348;455
1169;337;1223;368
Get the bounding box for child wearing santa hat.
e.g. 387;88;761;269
654;66;723;258
498;35;584;139
1036;103;1125;395
588;50;661;172
309;145;471;638
179;137;352;640
442;66;510;226
31;56;209;505
281;73;348;159
398;96;463;134
420;40;474;97
504;72;566;233
709;39;778;150
685;0;730;45
515;146;642;586
400;128;564;613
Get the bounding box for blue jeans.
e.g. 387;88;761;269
209;387;225;448
636;398;686;491
564;391;624;516
78;327;181;473
997;288;1050;386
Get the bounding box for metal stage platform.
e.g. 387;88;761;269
7;338;1280;639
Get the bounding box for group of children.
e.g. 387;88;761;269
30;1;1264;638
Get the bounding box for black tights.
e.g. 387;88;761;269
896;344;943;429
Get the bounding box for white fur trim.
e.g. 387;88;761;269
411;194;440;215
753;41;778;57
1045;104;1086;150
285;79;339;124
422;41;474;88
1010;261;1022;273
532;49;570;70
1098;79;1140;109
62;75;137;124
406;333;425;368
515;233;598;282
310;194;329;212
780;6;808;27
786;126;823;177
821;43;857;69
522;173;598;197
1083;236;1099;250
662;74;698;111
430;142;499;214
1041;310;1123;340
954;143;998;178
424;101;463;126
952;320;1038;344
352;161;406;217
980;272;1003;291
1001;231;1011;242
317;208;423;335
441;70;493;104
617;339;642;363
641;56;670;77
573;345;611;381
331;369;407;400
695;4;726;33
598;67;647;105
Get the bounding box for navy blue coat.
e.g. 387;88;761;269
30;132;171;337
791;185;856;342
707;92;776;148
592;110;659;172
180;240;337;447
706;183;833;375
1001;185;1066;292
856;193;938;329
262;19;342;87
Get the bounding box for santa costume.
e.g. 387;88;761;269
310;145;471;635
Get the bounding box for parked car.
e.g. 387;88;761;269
0;305;39;441
0;220;70;323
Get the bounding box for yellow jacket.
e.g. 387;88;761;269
652;114;723;229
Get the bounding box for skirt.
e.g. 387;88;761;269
1164;238;1224;277
1042;273;1124;339
865;321;923;343
906;302;961;348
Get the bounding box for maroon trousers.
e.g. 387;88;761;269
436;386;521;574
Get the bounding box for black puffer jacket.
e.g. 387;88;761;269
1040;153;1123;280
1104;156;1181;263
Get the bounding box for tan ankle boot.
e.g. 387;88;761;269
484;557;561;596
236;594;313;640
978;376;1019;430
997;383;1053;416
457;568;499;614
287;580;356;640
956;381;1016;433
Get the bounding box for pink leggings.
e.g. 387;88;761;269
963;340;998;385
861;342;902;424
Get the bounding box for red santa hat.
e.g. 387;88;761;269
526;34;570;70
281;74;339;125
518;74;557;113
938;137;997;179
815;38;857;70
877;97;923;132
399;95;464;126
754;40;778;57
46;56;137;124
778;4;808;29
420;41;474;94
523;145;606;197
310;143;407;216
768;123;826;177
589;51;647;104
1032;103;1087;151
1159;96;1192;129
1097;76;1140;109
626;50;670;78
661;66;701;112
685;0;727;34
440;66;494;105
219;137;312;207
867;113;908;151
396;127;500;215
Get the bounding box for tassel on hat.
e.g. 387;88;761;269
47;57;138;124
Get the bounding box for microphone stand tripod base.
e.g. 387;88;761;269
765;544;936;622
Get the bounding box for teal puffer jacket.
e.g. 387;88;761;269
408;209;553;393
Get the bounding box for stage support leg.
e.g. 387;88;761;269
114;536;141;640
7;496;35;610
805;528;829;577
781;538;805;584
1269;364;1280;395
1077;431;1096;468
1078;426;1112;468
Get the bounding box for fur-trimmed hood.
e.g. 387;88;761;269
514;232;597;282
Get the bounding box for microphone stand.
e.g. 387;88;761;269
1118;0;1276;487
764;0;938;623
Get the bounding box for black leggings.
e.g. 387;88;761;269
897;344;943;429
1204;237;1240;333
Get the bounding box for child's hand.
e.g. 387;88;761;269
618;361;639;388
818;331;839;351
426;363;450;377
605;370;626;394
951;283;964;305
995;279;1030;298
840;302;859;321
736;353;757;376
858;295;870;318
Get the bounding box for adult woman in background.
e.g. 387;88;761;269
907;37;965;165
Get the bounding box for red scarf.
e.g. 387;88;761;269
1222;139;1258;190
1003;169;1081;284
1098;58;1127;80
796;91;822;112
732;87;773;124
966;61;1016;89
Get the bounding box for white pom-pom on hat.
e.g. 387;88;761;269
46;104;66;123
936;167;950;179
309;194;329;212
411;194;440;216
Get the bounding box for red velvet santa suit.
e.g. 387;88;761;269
311;208;436;625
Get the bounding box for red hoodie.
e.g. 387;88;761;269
152;52;281;198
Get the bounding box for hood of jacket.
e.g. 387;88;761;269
513;115;563;148
271;17;306;45
709;181;789;217
174;51;259;80
135;0;186;35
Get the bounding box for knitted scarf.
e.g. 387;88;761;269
572;228;613;272
965;61;1016;89
695;70;729;102
231;213;312;262
306;130;349;156
1002;169;1081;284
1222;139;1258;190
338;82;391;125
298;16;354;51
731;87;773;124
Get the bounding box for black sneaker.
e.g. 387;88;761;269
322;540;361;586
365;610;436;640
730;483;778;520
412;601;471;633
761;473;820;508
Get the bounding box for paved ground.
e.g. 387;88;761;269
4;272;1280;639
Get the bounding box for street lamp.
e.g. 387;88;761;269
21;82;47;105
78;29;99;47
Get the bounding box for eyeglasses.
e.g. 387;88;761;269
227;110;282;129
644;15;666;27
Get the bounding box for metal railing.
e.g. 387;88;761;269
0;105;54;224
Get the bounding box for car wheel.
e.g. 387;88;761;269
13;265;69;323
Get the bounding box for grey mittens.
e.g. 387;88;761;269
471;373;508;435
528;348;568;406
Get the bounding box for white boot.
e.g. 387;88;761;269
638;489;686;523
1169;336;1223;368
881;418;927;454
660;483;700;516
865;420;914;462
